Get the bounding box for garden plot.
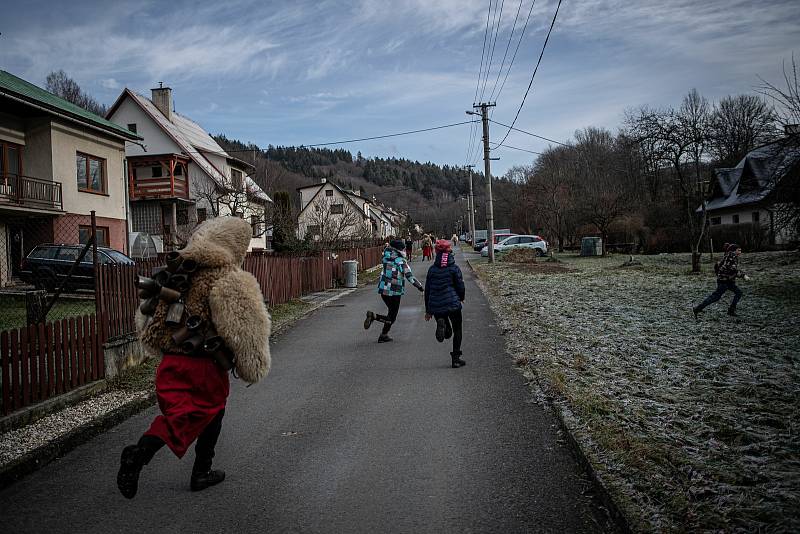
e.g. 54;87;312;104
475;251;800;532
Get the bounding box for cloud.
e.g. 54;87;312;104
98;78;120;89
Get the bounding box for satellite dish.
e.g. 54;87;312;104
129;232;159;259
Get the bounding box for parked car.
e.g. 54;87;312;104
473;238;487;252
481;235;548;257
19;244;135;291
478;233;517;254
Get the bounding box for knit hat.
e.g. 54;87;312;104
435;239;452;252
389;239;405;251
727;243;740;252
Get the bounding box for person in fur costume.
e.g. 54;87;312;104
424;240;466;367
117;217;271;499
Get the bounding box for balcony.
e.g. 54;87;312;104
0;175;63;212
128;155;191;202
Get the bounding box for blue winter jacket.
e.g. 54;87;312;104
378;247;421;296
424;251;465;315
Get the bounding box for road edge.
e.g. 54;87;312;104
465;256;633;534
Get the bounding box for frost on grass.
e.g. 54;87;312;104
477;251;800;532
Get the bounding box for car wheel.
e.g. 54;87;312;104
535;248;545;257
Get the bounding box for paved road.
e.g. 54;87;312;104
1;252;612;533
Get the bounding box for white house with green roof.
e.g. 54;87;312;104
0;70;141;286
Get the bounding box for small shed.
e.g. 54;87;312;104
581;237;603;256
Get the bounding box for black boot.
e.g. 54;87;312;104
117;445;145;499
451;351;466;368
728;305;738;317
364;311;375;329
190;469;226;492
378;334;393;343
444;321;453;339
435;318;446;342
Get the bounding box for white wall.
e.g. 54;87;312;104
109;97;181;156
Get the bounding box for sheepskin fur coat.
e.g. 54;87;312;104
137;217;272;384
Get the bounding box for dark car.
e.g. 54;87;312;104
473;238;487;252
19;244;134;291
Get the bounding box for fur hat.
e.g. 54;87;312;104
435;239;452;252
389;239;405;251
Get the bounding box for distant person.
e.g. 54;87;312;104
404;235;413;259
425;239;466;368
364;239;423;342
693;243;749;319
421;234;433;261
451;234;459;248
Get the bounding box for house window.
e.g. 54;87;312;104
251;215;262;237
710;217;721;226
752;211;760;223
231;169;243;190
76;153;106;194
152;166;163;178
79;225;110;247
174;164;183;176
325;189;333;197
331;203;344;214
732;214;739;224
308;225;321;235
1;141;23;179
127;123;137;133
197;208;207;223
176;208;189;226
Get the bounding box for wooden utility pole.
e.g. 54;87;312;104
465;164;476;244
475;102;496;262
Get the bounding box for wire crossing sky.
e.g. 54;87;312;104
1;0;798;175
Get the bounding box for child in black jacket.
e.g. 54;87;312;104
424;240;466;368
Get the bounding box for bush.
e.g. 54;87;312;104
709;223;769;251
498;248;539;263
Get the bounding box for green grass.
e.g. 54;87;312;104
0;295;96;331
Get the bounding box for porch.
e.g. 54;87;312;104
127;154;191;201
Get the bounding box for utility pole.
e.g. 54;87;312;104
468;102;497;262
465;164;476;245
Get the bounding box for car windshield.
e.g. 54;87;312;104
103;250;135;264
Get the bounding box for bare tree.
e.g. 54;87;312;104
757;54;800;127
193;175;268;237
45;70;107;116
303;195;371;249
710;94;778;167
526;148;580;251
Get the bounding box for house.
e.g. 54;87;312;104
703;133;799;246
0;70;142;286
107;85;271;251
297;179;373;244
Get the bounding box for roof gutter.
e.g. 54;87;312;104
0;89;143;143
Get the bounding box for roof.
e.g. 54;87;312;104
297;181;369;221
704;140;800;212
0;70;141;141
113;89;270;203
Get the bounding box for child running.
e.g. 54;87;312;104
425;240;466;368
364;239;423;342
693;243;749;318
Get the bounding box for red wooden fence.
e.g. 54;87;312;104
0;314;104;416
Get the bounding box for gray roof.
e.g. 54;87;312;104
704;141;799;211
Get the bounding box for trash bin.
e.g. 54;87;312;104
343;260;359;288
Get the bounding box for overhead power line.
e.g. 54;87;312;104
488;0;525;102
494;0;563;149
495;143;544;155
488;118;568;146
466;0;496;167
297;120;479;147
479;0;505;103
494;0;538;102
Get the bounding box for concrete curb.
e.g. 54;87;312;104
466;257;632;534
0;288;357;490
0;381;109;434
0;392;156;491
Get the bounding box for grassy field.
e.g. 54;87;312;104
474;250;800;532
0;295;96;331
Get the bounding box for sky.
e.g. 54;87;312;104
1;0;798;176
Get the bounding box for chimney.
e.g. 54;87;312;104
151;82;173;122
320;178;327;183
784;124;799;136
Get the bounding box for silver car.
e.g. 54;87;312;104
481;234;548;257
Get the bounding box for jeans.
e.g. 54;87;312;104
697;280;743;311
434;309;463;353
378;294;402;335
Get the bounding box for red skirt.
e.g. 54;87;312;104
422;245;432;257
144;354;230;458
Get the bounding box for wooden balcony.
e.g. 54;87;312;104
128;155;191;201
0;175;63;211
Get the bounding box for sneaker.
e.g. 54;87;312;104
692;307;700;320
117;445;144;499
435;318;446;343
364;311;375;330
190;469;226;492
378;334;393;343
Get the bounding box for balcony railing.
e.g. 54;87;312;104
0;175;63;211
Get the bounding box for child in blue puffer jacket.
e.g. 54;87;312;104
425;240;466;368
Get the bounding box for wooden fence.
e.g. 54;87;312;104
1;314;104;415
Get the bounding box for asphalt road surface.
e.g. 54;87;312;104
0;252;613;533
